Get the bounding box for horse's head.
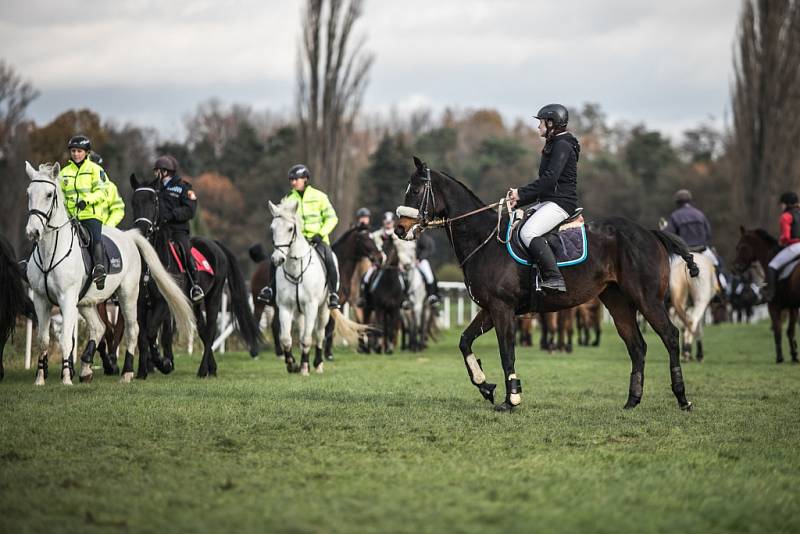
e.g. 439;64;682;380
25;161;63;242
733;226;777;273
356;227;384;265
268;199;302;267
395;156;442;241
130;174;160;237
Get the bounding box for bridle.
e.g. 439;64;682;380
28;179;70;234
398;165;511;267
133;186;160;238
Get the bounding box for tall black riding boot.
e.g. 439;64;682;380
185;254;204;302
527;237;566;292
91;241;107;290
258;262;278;306
316;243;341;309
762;267;778;303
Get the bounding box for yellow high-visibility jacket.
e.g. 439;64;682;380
59;159;107;221
102;180;125;227
284;186;338;244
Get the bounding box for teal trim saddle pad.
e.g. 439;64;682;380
505;216;588;267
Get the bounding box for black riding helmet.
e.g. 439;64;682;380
780;191;799;206
534;104;569;129
68;134;91;151
288;164;310;181
355;207;370;218
153;155;177;172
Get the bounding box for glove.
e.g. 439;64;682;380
76;200;87;211
310;234;323;245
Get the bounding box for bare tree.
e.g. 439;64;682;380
296;0;374;229
730;0;800;228
0;60;39;253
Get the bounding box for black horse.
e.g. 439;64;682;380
0;234;35;380
396;157;697;411
364;240;405;354
130;176;261;377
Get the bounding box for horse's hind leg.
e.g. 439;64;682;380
458;308;497;404
635;292;692;410
787;308;798;363
78;306;105;383
599;285;646;409
323;316;334;361
33;297;51;385
769;304;785;363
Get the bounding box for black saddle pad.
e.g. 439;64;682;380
506;212;588;267
81;234;123;276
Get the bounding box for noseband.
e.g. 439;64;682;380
28;179;66;232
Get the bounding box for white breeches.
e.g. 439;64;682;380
417;259;435;285
700;248;718;267
769;242;800;271
519;201;569;247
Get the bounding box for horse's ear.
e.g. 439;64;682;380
412;156;425;170
51;162;60;180
739;225;746;236
25;161;36;180
267;200;278;216
129;173;138;189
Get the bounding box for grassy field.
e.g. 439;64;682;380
1;320;798;533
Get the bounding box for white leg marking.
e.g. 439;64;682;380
34;369;45;386
62;364;73;386
300;362;310;376
466;354;486;384
80;361;93;378
315;362;324;374
120;372;133;384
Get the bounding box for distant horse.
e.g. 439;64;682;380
268;199;366;374
130;176;261;378
366;242;405;354
0;233;36;380
516;314;534;347
577;297;602;346
729;269;760;323
24;163;194;385
540;310;575;353
733;227;800;363
396;157;697;411
669;253;718;362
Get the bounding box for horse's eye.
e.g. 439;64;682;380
46;193;52;198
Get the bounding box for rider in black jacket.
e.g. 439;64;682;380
155;155;204;302
509;104;580;292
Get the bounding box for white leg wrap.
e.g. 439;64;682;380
508;373;521;406
466;354;486;385
80;361;93;378
34;370;45;386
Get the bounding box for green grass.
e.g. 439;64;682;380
1;321;799;533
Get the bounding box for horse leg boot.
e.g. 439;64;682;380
184;248;204;303
527;237;565;292
316;242;341;309
259;262;278;307
458;309;497;404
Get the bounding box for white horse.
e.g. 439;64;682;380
669;253;718;362
268;199;366;375
24;162;195;385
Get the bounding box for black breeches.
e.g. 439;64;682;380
314;242;339;292
81;218;102;246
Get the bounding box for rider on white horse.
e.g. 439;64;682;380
763;191;800;302
59;135;110;289
260;164;341;309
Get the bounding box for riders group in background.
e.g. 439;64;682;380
259;164;341;310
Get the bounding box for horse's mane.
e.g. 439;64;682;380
435;170;487;208
753;228;778;247
332;226;357;247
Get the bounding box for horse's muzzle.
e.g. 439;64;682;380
395;217;420;240
271;252;286;267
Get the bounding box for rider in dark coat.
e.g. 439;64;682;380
154;155;204;302
509;103;580;292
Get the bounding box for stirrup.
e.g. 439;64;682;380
328;293;341;310
92;266;107;290
190;285;205;303
257;287;274;305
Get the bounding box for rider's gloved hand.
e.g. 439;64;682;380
76;200;87;211
310;234;323;245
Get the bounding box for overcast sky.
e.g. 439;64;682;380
1;0;741;140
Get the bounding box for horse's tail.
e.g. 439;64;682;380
248;243;267;263
651;230;699;277
0;237;35;344
330;308;373;346
128;230;196;342
216;240;263;355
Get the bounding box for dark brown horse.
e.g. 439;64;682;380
396;157;697;411
733;227;800;363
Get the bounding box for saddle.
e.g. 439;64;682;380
168;241;215;275
80;234;123;276
506;207;588;267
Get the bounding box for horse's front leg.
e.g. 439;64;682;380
33;297;52;386
57;297;79;386
278;305;299;373
491;305;520;412
298;304;317;376
787;308;798;363
458;308;496;404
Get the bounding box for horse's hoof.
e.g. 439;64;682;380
792;358;799;364
776;358;784;364
315;363;324;374
79;373;93;383
623;401;639;410
120;372;133;384
680;401;693;412
62;378;73;386
494;401;517;412
478;383;497;404
325;354;334;361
